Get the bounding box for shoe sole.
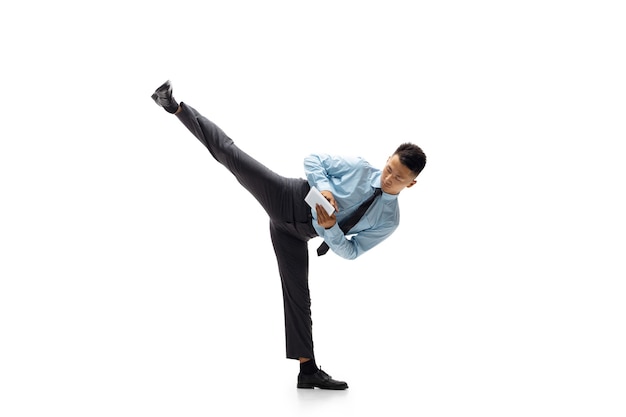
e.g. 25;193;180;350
297;383;348;390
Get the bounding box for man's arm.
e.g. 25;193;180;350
322;223;397;260
304;153;364;212
304;153;361;192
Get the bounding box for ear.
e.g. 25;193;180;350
405;180;417;189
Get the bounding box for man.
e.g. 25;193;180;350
151;80;426;390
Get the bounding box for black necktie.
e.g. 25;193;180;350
317;188;382;256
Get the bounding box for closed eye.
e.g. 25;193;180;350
387;166;403;181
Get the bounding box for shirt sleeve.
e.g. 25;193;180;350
323;222;397;260
303;153;358;191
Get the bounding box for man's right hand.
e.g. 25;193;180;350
316;204;337;229
317;190;339;229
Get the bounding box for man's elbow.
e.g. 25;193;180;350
335;249;360;261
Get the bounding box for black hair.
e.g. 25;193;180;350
393;143;426;177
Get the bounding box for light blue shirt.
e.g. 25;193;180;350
304;153;400;260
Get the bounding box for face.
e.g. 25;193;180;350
381;154;417;195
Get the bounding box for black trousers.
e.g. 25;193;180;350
176;103;319;360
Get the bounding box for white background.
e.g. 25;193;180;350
1;1;625;416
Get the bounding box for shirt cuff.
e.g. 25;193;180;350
323;223;344;243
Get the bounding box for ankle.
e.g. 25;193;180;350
299;358;319;375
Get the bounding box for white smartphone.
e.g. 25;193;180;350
304;186;335;216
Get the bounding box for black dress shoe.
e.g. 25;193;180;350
151;80;179;114
297;368;348;390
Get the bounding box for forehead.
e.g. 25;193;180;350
387;154;413;177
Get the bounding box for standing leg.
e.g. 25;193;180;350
269;221;315;360
270;222;348;389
